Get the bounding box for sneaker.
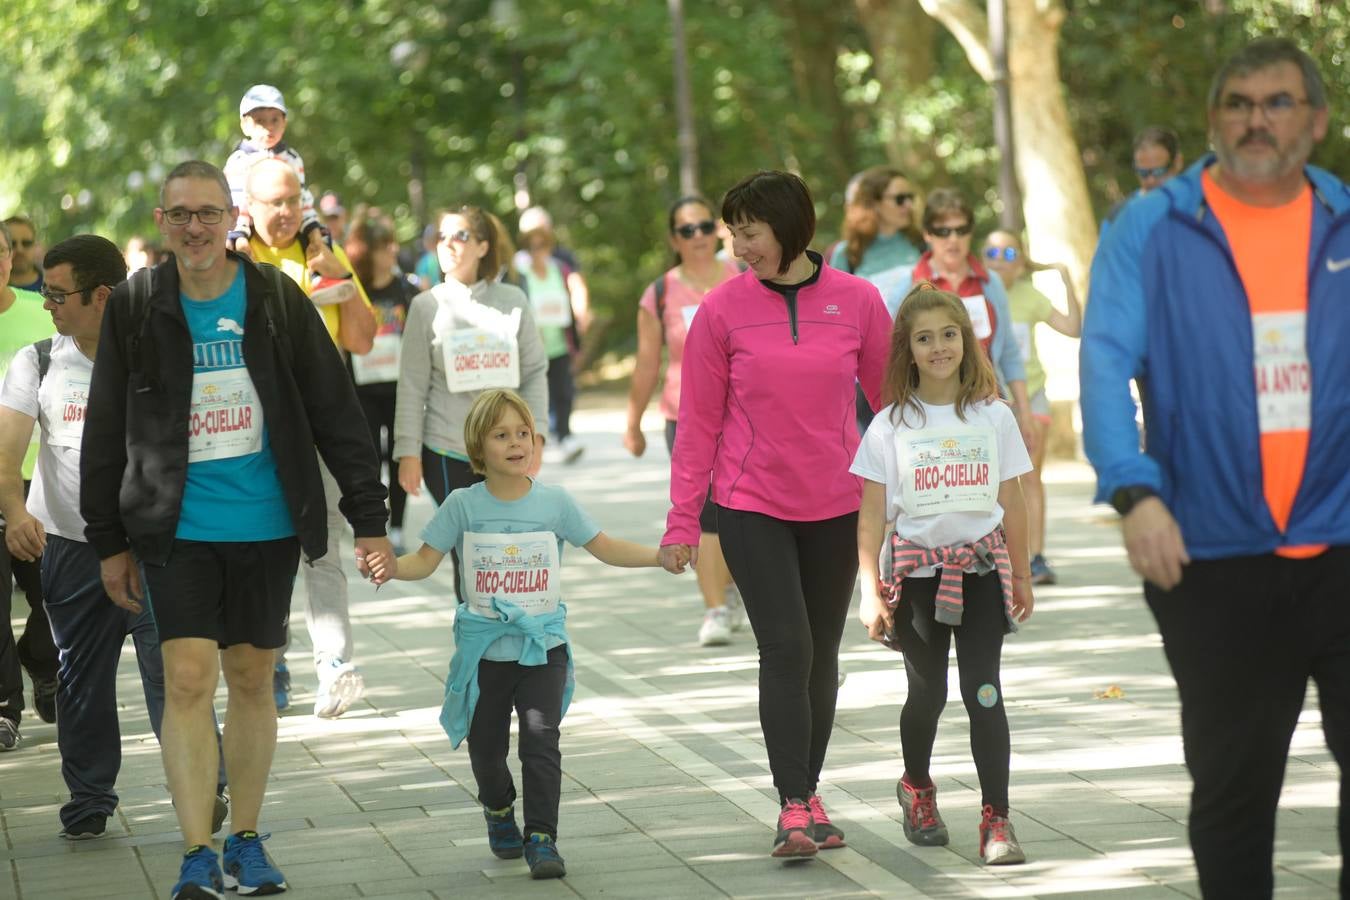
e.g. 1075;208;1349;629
483;805;524;859
32;674;57;724
212;790;230;836
523;832;566;879
557;436;584;465
698;607;732;647
806;793;845;849
771;798;818;859
313;659;364;718
724;585;748;632
308;273;358;306
897;777;949;846
60;812;107;841
273;664;291;712
172;846;225;900
979;805;1027;865
223;830;287;894
0;717;18;751
1030;554;1057;586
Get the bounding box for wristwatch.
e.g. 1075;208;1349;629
1110;485;1159;516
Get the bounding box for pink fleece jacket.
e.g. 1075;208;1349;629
663;261;893;546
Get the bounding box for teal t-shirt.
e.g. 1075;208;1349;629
176;265;296;542
517;260;571;359
421;480;600;661
0;288;56;478
829;232;920;317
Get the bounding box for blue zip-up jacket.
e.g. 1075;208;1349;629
439;600;574;749
1081;156;1350;559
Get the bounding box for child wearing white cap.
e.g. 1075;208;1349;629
223;84;327;258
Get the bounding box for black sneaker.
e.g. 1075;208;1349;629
523;833;566;879
212;790;229;835
61;812;107;841
0;717;18;751
32;675;57;724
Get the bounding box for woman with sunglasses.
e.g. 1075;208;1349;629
394;207;549;597
829;167;923;310
625;197;744;647
981;231;1080;585
900;189;1036;452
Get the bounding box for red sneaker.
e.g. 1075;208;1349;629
979;805;1027;865
806;793;846;849
771;798;818;859
897;776;949;846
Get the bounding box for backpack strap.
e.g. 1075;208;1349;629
34;338;53;385
255;262;294;369
651;273;668;343
125;267;159;390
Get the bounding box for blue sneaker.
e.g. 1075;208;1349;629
483;805;523;859
223;831;287;895
523;832;566;879
171;846;224;899
273;664;290;711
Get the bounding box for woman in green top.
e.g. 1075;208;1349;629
517;226;587;465
981;230;1082;586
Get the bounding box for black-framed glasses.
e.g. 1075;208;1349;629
1218;92;1311;122
928;223;973;238
883;193;915;206
1134;164;1172;180
984;246;1018;262
162;207;227;226
41;285;92;305
674;220;717;239
440;229;474;244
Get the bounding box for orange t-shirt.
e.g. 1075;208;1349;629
1202;169;1322;558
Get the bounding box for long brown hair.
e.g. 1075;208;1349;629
441;205;500;283
884;282;999;427
845;166;922;271
344;205;396;291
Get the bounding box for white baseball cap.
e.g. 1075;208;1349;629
518;206;553;233
240;84;287;117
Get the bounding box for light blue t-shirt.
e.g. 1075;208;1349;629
421;480;600;661
176;265;296;542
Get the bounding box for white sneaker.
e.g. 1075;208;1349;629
314;659;364;718
558;436;584;465
698;608;732;647
724;586;748;632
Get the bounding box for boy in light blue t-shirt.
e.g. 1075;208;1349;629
360;389;687;880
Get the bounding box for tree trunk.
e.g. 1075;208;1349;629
777;0;857;190
854;0;938;172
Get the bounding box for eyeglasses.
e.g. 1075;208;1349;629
162;207;227;226
984;246;1018;262
674;220;717;239
1134;164;1172;180
251;195;301;212
40;285;92;305
440;229;475;244
927;223;973;238
11;239;35;248
1217;92;1311;122
882;193;915;206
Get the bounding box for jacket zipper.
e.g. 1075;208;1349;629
785;289;799;345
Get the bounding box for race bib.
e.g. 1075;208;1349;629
462;530;562;618
352;332;401;385
432;283;523;392
529;285;572;328
1252;311;1310;433
962;294;993;340
680;304;699;332
898;427;1000;516
186;368;264;463
1012;322;1033;363
45;366;90;450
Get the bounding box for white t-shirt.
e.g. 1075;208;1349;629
850;398;1032;575
0;336;93;541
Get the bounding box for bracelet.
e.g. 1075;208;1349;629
1012;573;1032;580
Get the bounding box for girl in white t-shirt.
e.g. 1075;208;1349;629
850;282;1034;867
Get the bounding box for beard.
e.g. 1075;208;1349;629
1212;126;1313;183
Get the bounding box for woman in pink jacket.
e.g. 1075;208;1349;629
659;171;893;860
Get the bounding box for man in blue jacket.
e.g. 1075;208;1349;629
1081;37;1347;899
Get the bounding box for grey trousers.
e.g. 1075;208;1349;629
286;456;354;668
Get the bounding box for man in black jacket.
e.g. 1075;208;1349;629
80;160;392;900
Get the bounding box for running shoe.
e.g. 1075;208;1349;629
483;805;524;859
32;673;57;723
897;776;949;846
771;798;818;859
171;846;224;899
724;586;748;632
60;812;107;841
272;663;291;712
212;790;230;836
223;830;287;894
979;805;1027;865
1030;554;1058;586
0;717;18;751
557;436;584;465
523;833;566;879
806;793;846;849
698;607;732;647
314;659;364;718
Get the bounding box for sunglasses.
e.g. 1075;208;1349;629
928;223;973;238
882;193;915;206
1134;165;1172;180
440;229;475;244
984;246;1018;262
11;238;36;248
674;220;717;239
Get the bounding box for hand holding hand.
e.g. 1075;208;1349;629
659;544;691;574
858;588;894;643
355;536;397;585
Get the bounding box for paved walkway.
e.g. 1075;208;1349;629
0;397;1339;899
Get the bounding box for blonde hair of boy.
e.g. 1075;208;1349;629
463;389;537;475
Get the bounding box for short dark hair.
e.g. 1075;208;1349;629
1132;126;1181;163
922;188;974;232
721;171;815;275
1207;37;1327;110
43;235;128;304
160;160;232;209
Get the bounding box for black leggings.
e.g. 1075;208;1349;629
895;570;1010;809
716;505;858;802
357;383;407;530
546;354;575;441
421;446;485;605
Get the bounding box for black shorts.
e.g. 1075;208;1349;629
664;420;719;534
143;538;301;649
